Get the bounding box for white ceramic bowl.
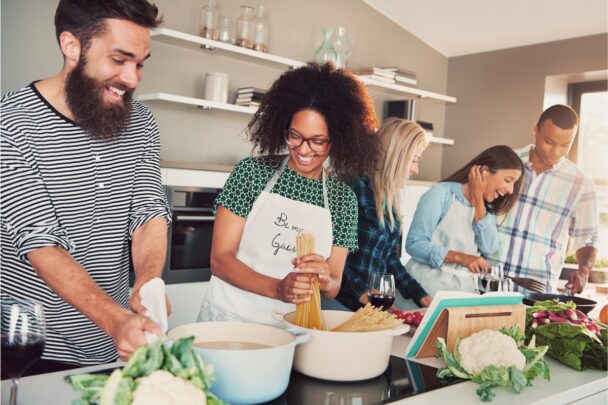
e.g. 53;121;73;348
272;309;409;382
168;321;309;405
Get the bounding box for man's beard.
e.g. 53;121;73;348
65;57;134;141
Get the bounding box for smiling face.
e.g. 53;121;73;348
286;109;331;179
64;18;150;139
482;168;522;203
532;119;577;170
408;147;424;177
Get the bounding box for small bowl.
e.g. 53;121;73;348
522;293;597;314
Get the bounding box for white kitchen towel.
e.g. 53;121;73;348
139;277;169;343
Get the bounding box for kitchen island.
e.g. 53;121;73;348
2;333;606;405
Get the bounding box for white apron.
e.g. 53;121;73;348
406;195;480;297
198;156;333;326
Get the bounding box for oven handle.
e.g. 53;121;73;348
175;215;215;221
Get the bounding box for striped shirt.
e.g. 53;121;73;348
494;145;599;292
1;84;171;365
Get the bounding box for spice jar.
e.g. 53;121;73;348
253;5;270;52
235;5;254;49
218;16;232;43
199;0;219;40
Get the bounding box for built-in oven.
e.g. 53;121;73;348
162;186;219;284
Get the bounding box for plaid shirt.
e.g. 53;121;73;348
337;177;428;311
494;145;599;292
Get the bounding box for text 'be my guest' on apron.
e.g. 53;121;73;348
406;194;480;297
199;156;333;326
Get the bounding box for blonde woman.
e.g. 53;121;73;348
336;118;433;311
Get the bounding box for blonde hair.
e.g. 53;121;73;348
370;118;429;230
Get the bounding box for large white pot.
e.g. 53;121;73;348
168;321;309;405
273;309;409;382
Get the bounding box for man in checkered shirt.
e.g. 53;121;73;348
494;105;599;293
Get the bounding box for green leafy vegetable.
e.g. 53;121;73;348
66;337;227;405
436;326;550;402
525;301;607;371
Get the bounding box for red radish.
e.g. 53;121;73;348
531;311;548;318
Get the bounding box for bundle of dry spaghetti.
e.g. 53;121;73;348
294;232;324;330
330;304;402;332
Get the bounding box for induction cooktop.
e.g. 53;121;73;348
263;355;465;405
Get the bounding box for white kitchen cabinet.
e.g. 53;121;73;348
137;27;457;146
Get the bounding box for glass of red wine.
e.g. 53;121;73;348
1;295;46;405
367;272;396;311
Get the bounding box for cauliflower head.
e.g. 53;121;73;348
458;329;526;375
132;370;206;405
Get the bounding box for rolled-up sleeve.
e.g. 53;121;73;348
569;178;599;250
1;125;75;262
405;185;450;269
127;112;171;237
472;212;501;257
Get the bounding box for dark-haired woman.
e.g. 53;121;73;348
405;145;524;297
198;63;378;325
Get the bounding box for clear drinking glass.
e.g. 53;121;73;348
367;273;396;311
1;295;46;405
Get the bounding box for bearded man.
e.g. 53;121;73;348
1;0;171;376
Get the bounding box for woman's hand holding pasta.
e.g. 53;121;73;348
277;272;313;304
292;254;331;291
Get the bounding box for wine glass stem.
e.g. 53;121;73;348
10;378;19;405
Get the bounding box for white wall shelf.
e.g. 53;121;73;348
428;135;455;145
357;75;457;104
151;27;306;69
137;93;257;115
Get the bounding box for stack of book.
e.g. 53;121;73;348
357;67;396;83
234;86;266;107
381;66;417;86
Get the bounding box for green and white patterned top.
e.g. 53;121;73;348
215;155;359;251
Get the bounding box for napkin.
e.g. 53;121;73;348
139;277;168;343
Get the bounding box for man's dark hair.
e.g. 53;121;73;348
55;0;163;52
247;63;379;182
537;104;579;130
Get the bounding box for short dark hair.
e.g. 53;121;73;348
537;104;578;130
55;0;163;52
442;145;524;215
247;63;379;182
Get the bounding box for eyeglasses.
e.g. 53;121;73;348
285;130;330;153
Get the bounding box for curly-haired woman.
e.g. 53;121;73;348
405;145;524;297
198;63;379;325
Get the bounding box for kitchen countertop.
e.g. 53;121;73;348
2;334;606;404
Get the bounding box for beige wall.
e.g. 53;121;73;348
442;34;608;177
1;0;451;181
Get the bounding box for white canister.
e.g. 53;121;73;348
204;72;229;103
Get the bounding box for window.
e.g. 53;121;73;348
569;80;608;261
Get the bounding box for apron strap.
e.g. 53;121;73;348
263;155;330;209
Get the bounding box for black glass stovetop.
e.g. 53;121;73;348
262;355;464;405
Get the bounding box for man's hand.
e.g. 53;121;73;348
109;312;162;360
566;267;590;295
129;289;172;316
420;296;433;307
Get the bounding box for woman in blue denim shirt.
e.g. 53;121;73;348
405;145;524;297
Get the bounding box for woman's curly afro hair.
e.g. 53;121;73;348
247;63;379;182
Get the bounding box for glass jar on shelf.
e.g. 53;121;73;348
333;26;353;69
218;16;232;43
235;5;254;49
314;28;336;65
199;0;219;40
253;5;270;53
